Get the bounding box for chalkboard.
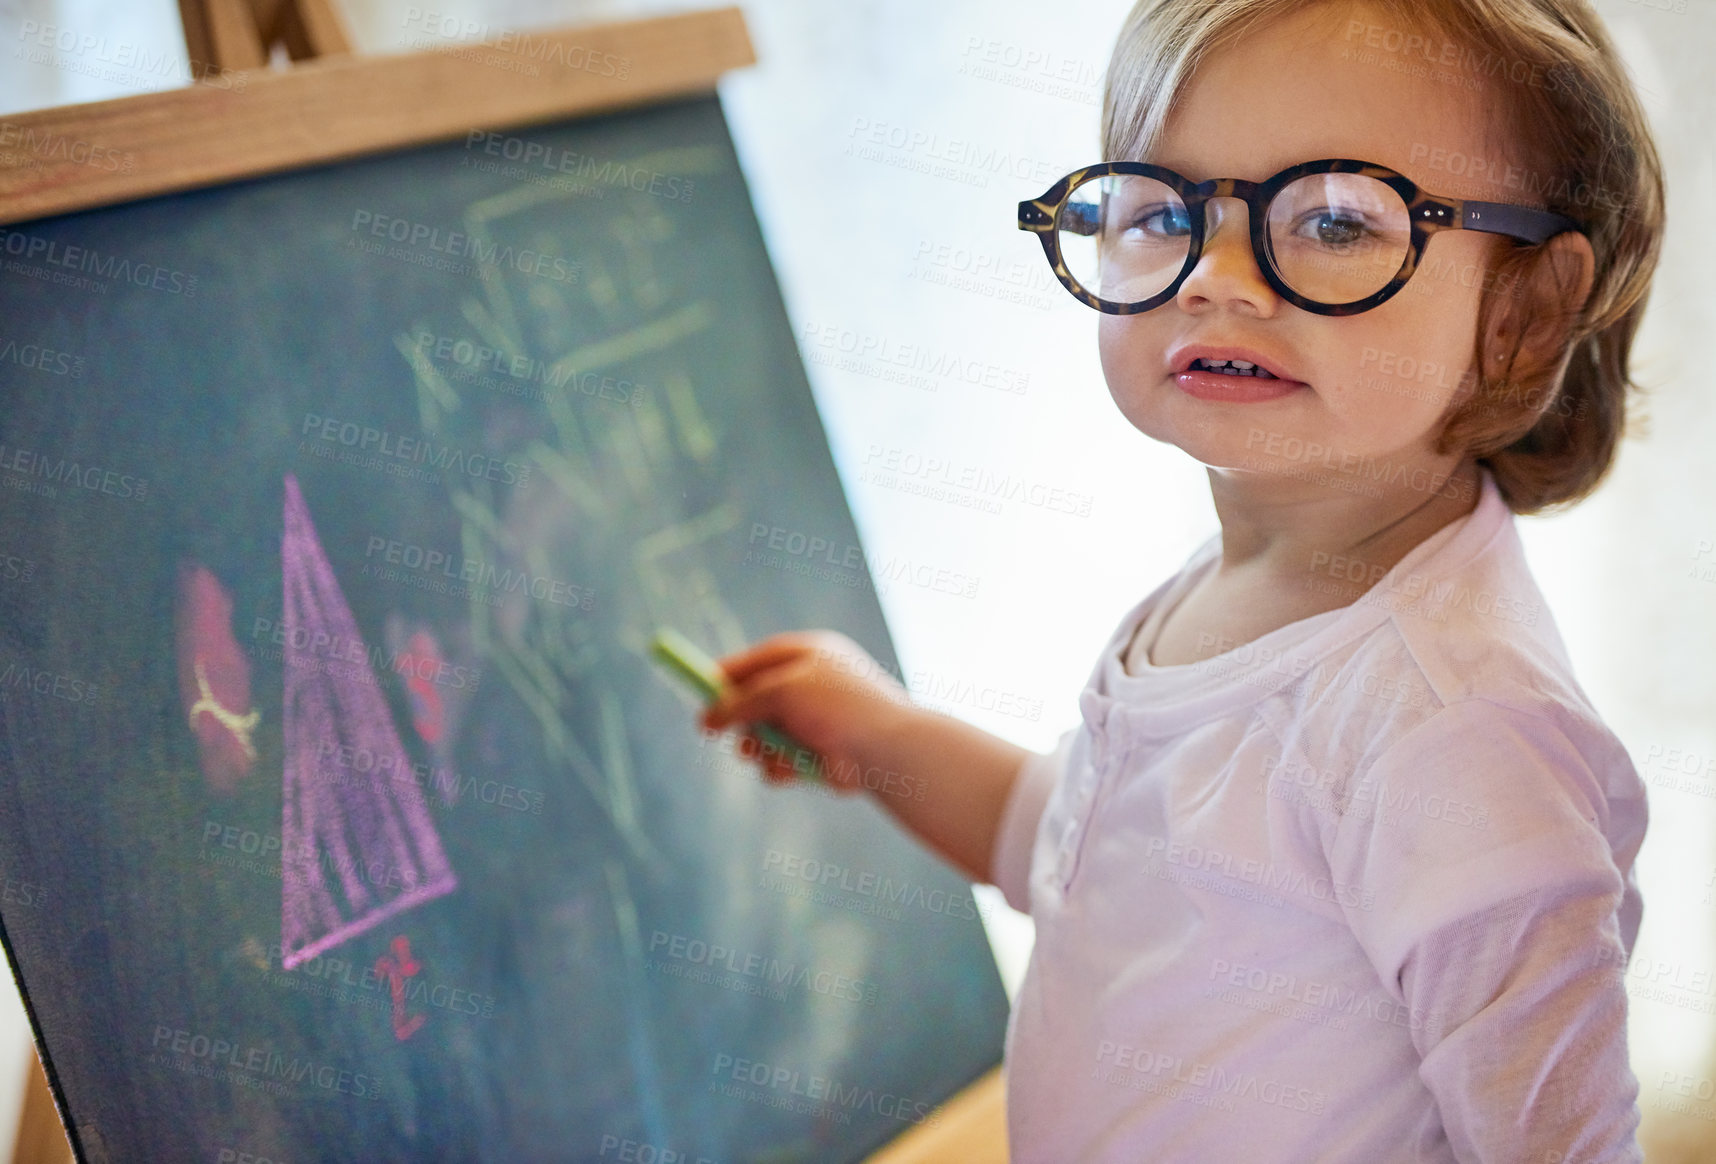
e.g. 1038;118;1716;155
0;75;1008;1163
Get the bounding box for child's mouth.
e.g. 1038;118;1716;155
1188;358;1278;380
1175;361;1305;403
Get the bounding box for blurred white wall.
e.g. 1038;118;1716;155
0;0;1710;1158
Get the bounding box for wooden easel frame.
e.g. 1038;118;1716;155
177;0;353;74
0;6;753;226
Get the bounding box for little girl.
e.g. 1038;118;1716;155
702;0;1664;1158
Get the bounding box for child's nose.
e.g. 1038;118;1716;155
1176;196;1279;313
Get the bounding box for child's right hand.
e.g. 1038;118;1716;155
702;630;1032;882
700;630;914;793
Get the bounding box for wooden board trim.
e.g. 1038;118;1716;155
0;6;753;226
864;1065;1008;1163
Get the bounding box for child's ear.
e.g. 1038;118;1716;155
1483;231;1596;376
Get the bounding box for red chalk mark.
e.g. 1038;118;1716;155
175;563;259;793
375;935;427;1042
396;630;446;746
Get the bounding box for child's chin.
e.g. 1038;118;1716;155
1170;431;1288;476
1126;410;1241;460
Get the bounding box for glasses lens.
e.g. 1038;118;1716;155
1267;173;1411;305
1057;174;1190;306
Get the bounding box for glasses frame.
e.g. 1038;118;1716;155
1016;158;1585;317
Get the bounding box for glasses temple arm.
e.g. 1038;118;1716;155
1461;200;1583;244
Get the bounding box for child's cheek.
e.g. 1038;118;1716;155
1096;313;1162;389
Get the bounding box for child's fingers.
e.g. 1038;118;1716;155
734;727;867;796
714;629;872;688
703;657;819;732
748;730;808;785
710;632;827;685
753;737;851;793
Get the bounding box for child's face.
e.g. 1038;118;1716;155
1100;1;1517;483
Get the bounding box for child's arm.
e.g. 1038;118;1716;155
699;630;1031;884
1329;700;1647;1161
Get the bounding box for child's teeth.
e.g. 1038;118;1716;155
1193;357;1280;380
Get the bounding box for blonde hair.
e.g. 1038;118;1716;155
1102;0;1665;514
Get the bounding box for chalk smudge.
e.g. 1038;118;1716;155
176;563;259;793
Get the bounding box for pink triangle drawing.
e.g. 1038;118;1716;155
281;473;457;970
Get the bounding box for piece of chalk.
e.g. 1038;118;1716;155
648;627;823;782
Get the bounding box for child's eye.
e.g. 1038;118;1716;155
1291;208;1373;248
1123;202;1192;238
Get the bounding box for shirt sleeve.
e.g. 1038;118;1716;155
989;726;1078;915
1325;698;1644;1163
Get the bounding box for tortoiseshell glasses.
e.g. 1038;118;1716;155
1017;159;1585;317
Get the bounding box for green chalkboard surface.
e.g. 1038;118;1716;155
0;91;1007;1162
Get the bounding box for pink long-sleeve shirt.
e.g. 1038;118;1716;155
990;465;1648;1162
